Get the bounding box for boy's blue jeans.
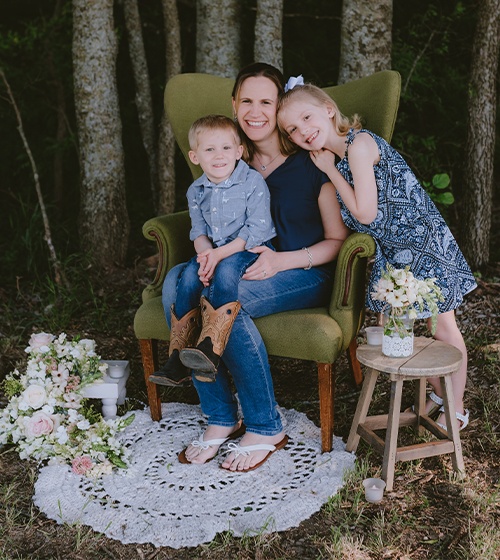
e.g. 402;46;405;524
162;262;334;436
173;250;259;318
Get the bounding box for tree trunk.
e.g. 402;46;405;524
157;0;181;215
338;0;392;84
72;0;129;268
196;0;241;77
254;0;283;72
460;0;500;269
122;0;159;213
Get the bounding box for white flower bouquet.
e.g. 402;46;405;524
371;264;444;337
0;332;134;478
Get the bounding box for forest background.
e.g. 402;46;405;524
0;0;499;293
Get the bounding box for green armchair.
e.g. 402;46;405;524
134;70;401;452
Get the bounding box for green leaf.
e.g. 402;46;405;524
432;173;450;189
435;192;455;206
119;413;135;428
109;454;127;469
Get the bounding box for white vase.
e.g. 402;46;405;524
382;310;414;358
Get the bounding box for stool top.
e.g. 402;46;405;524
357;337;463;377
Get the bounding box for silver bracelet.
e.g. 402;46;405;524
302;247;313;270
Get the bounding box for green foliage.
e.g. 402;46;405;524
422;173;455;206
0;0;490;284
0;377;24;398
391;0;476;211
80;403;102;425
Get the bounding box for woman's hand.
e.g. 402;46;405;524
242;246;281;280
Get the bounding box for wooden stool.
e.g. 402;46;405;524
346;337;465;491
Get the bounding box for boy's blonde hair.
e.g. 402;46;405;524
188;114;241;150
277;84;362;137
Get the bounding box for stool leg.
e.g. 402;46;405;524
440;375;465;476
413;378;427;436
346;368;379;452
382;378;404;492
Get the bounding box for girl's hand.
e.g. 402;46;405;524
242;246;281;280
310;149;336;174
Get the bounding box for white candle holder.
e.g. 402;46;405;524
365;326;383;346
104;360;129;379
363;477;386;503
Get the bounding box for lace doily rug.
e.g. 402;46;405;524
33;403;355;549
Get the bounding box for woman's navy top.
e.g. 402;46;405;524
264;150;329;251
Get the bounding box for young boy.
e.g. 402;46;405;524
149;115;275;386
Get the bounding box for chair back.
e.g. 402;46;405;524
164;70;401;180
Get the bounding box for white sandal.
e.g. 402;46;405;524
436;407;470;432
178;423;246;464
220;435;289;472
406;390;443;417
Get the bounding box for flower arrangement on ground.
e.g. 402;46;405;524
0;332;134;478
371;264;444;338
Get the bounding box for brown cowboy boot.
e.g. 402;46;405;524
149;305;200;387
180;296;241;382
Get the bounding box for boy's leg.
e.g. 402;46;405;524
180;251;257;379
150;258;202;386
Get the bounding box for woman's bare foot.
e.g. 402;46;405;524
183;422;242;464
221;431;286;471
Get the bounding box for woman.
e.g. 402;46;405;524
160;63;350;472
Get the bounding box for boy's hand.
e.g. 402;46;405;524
196;254;210;286
197;248;221;285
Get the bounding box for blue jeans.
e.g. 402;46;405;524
162;263;334;435
174;251;259;317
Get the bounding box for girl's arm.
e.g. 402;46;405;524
311;132;379;225
242;182;350;280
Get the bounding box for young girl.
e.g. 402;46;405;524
277;81;477;431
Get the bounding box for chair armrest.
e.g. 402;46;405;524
328;232;376;347
141;211;194;302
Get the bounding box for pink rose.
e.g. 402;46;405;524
25;411;56;437
71;455;94;475
28;332;54;350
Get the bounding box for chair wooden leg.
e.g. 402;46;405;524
139;339;162;421
317;362;335;453
346;338;363;387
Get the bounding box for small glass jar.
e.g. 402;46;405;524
382;309;414;358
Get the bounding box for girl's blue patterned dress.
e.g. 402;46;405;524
336;129;477;316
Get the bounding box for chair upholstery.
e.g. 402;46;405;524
134;70;401;452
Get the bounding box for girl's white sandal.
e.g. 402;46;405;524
406;390;443;417
436;408;470;432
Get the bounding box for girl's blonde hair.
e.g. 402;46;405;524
232;62;297;162
277;83;362;137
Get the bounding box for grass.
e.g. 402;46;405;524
0;258;499;559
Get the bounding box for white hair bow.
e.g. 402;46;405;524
284;75;304;93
